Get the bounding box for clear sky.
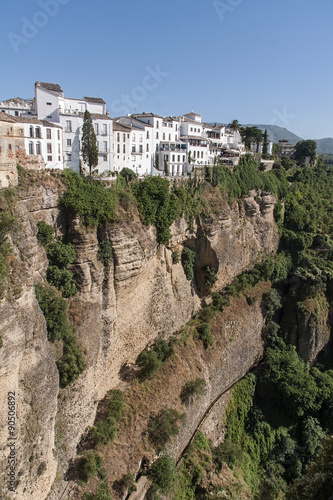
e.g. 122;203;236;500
1;0;332;139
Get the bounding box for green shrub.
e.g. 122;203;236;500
153;338;174;362
0;211;20;293
119;473;136;495
82;481;112;500
181;247;196;281
97;240;113;268
197;323;213;348
90;417;117;446
203;265;218;287
212;293;230;311
90;390;124;446
181;378;207;404
261;289;282;319
146;483;161;500
199;304;216;323
80;451;103;482
35;285;86;386
148;455;176;493
172;250;180;264
46;265;77;298
131;177;178;244
47;241;76;268
60;170;117;227
148;407;186;451
120;167;137;184
136;350;162;380
36;220;54;246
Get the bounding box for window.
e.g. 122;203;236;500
57;130;60;140
47;115;52;119
177;155;180;162
47;102;52;106
163;133;165;140
8;144;12;151
193;151;196;158
169;134;171;141
165;155;169;161
103;124;107;135
157;121;159;129
117;133;120;142
146;144;149;152
29;142;34;154
58;156;61;161
94;123;99;134
117;144;120;153
176;125;178;131
172;155;175;162
146;131;149;139
36;142;41;155
67;153;72;161
123;144;126;153
19;129;23;134
190;127;193;132
104;141;108;152
103;155;107;161
29;126;34;138
183;155;185;162
66;121;71;133
47;143;52;154
132;145;136;153
58;144;61;154
201;151;204;158
139;145;143;153
123;133;126;142
46;128;51;139
47;156;52;162
156;144;158;152
67;139;72;146
156;132;159;139
15;111;19;116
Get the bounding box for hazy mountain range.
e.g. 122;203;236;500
210;123;333;154
247;125;333;155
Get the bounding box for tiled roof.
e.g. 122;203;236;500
0;113;16;123
112;121;132;132
84;97;106;104
0;97;32;105
35;81;63;93
132;112;164;119
78;112;112;120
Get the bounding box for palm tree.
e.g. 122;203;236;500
228;119;241;132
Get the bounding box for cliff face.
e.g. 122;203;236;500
0;182;279;499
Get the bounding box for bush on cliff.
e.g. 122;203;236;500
181;247;196;281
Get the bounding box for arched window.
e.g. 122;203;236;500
29;126;34;138
29;142;34;155
36;142;41;155
35;127;41;138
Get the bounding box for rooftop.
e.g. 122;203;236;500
84;96;106;104
35;81;63;93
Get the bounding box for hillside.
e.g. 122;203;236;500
211;122;333;154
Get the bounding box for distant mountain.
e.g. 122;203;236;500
227;123;333;155
245;124;303;145
314;138;333;155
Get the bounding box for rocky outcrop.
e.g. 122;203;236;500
0;181;278;499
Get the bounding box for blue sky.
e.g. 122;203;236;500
1;0;332;139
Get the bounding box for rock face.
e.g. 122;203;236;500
0;183;279;499
283;292;331;364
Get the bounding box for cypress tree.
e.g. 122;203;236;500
81;110;98;176
263;128;268;158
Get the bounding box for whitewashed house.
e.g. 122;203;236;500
34;82;113;173
112;121;132;172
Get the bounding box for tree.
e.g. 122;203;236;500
262;129;269;158
228;119;241;132
294;140;317;165
240;126;262;151
155;151;159;170
164;157;169;176
81;110;98;176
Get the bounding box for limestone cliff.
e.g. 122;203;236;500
0;179;279;499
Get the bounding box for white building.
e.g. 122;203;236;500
112;121;132;172
0;97;35;117
34;82;113;173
